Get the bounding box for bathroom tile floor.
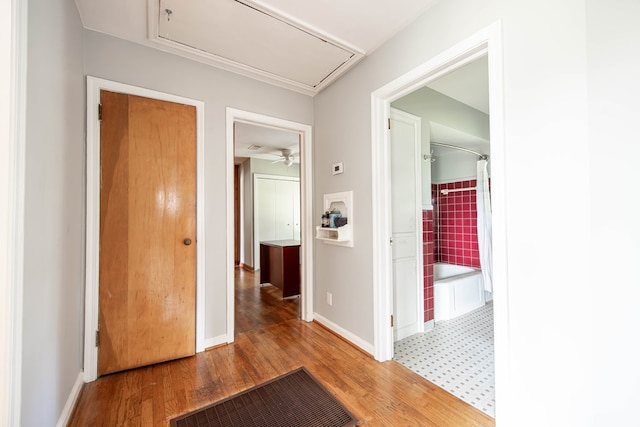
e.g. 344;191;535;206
393;301;495;417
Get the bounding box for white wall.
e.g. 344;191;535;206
84;30;313;340
314;0;597;425
240;158;299;267
21;0;85;425
432;150;489;184
586;0;640;424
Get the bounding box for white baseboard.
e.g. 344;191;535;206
56;372;84;427
424;319;435;331
313;313;375;356
204;334;228;350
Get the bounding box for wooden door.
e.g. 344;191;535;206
390;108;423;342
98;90;196;376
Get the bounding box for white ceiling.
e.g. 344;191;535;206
74;0;438;95
234;122;299;164
427;56;489;114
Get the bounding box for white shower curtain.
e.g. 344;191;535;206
476;159;493;293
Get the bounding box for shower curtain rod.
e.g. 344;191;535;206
431;142;488;159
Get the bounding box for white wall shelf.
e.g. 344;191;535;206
316;191;353;247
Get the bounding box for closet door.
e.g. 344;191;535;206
256;179;276;241
293;181;301;240
254;176;300;270
275;180;294;240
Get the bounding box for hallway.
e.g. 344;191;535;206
68;270;494;426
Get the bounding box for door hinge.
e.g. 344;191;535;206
98;104;102;121
391;315;394;327
388;118;391;130
95;330;100;347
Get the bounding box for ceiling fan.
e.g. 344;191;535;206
271;148;297;167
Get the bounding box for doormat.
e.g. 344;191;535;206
170;367;359;427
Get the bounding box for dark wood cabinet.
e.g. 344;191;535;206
259;240;300;298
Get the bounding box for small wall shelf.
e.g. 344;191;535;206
316;191;353;247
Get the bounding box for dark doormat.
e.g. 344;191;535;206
170;367;359;427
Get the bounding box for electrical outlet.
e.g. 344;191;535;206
326;292;333;306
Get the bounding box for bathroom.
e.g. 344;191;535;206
390;55;495;417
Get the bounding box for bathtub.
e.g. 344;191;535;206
434;263;486;321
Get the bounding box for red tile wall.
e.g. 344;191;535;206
432;180;481;269
422;209;434;322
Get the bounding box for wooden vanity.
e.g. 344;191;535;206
259;240;301;298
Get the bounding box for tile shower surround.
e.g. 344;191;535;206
432;180;481;269
422;179;491;322
423;210;435;322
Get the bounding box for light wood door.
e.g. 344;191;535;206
98;90;197;376
390;108;423;342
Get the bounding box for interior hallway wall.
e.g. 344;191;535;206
313;0;594;424
21;0;85;425
586;1;640;424
84;30;313;340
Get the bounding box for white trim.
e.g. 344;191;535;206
226;108;314;343
252;174;300;270
0;0;26;424
390;108;424;341
203;334;228;350
145;0;363;96
55;373;84;427
371;21;509;412
84;77;206;382
313;313;375;356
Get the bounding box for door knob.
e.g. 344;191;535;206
184;238;192;246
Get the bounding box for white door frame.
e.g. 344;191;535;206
371;20;508;396
1;0;26;422
84;77;206;382
226;108;314;341
253;174;300;270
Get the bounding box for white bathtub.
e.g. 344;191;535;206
434;263;486;321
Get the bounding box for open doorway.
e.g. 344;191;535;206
371;23;506;420
233;122;301;334
390;55;495;416
225;108;314;341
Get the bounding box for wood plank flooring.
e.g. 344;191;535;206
68;268;495;426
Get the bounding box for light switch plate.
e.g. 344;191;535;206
332;162;344;175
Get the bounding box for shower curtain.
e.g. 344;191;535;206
476;159;493;293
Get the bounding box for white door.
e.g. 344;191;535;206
256;178;277;241
293;181;301;240
390;108;423;342
275;180;294;240
254;176;300;269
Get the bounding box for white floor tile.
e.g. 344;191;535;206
394;302;495;417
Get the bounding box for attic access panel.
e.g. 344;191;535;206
156;0;356;88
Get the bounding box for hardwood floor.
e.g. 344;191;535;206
69;269;494;426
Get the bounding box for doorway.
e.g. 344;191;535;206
97;91;197;376
225;108;314;341
83;77;206;382
371;21;507;416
